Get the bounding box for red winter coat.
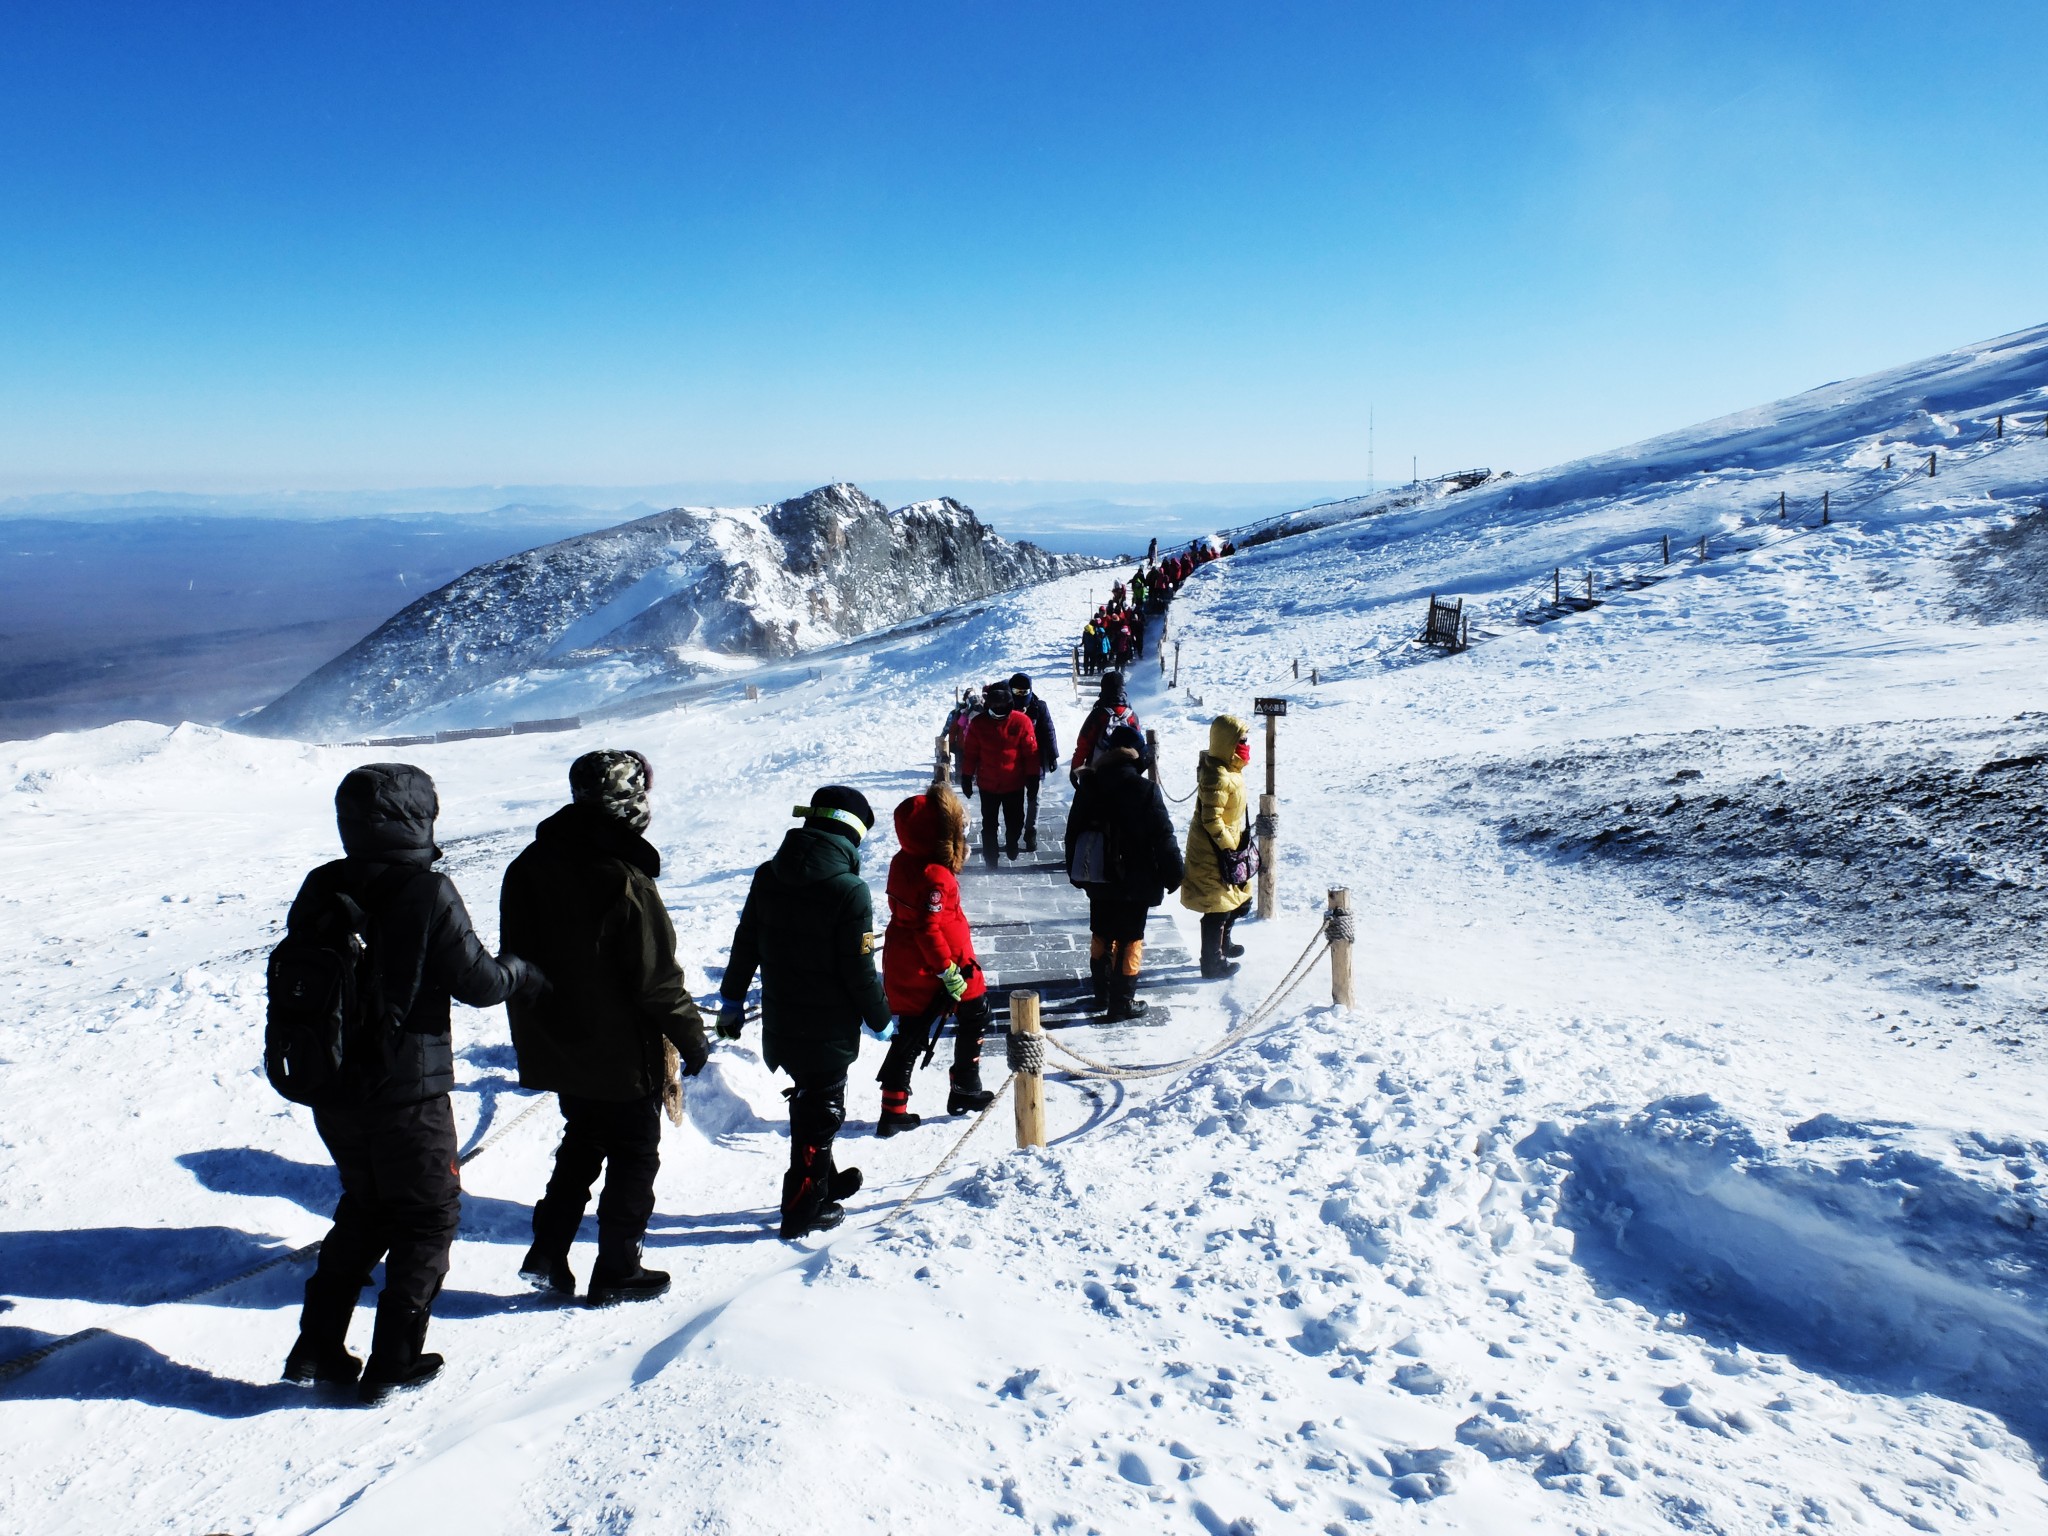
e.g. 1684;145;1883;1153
962;707;1040;794
882;792;985;1013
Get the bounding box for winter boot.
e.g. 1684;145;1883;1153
587;1240;671;1306
1199;914;1241;980
517;1243;577;1298
1022;826;1038;853
1220;911;1246;959
876;1087;921;1138
357;1299;442;1404
1105;943;1150;1022
947;1061;996;1115
780;1146;847;1241
1089;940;1111;1011
830;1166;864;1201
283;1273;362;1387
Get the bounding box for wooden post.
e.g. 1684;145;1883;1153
1886;454;1892;469
1144;728;1160;785
1071;645;1079;691
935;732;951;784
1010;991;1045;1149
1698;536;1707;561
1327;888;1354;1010
1254;698;1285;921
1553;567;1561;604
1779;491;1786;519
1822;490;1830;525
1663;534;1670;564
1929;451;1937;477
1172;640;1181;688
1997;414;2003;439
1585;569;1593;602
1293;657;1299;679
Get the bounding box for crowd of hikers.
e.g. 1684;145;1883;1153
265;543;1251;1403
1077;536;1234;675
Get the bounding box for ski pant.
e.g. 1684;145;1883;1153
980;788;1025;860
305;1094;460;1327
877;992;991;1093
531;1090;662;1268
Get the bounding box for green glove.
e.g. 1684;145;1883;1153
939;963;968;1003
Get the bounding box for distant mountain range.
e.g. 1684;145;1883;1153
242;483;1095;740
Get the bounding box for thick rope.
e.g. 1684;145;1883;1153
1005;1031;1046;1075
874;1073;1016;1226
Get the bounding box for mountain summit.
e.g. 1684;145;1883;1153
243;483;1092;740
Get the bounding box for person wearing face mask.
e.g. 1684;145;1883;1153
1006;672;1059;855
716;786;893;1239
1181;715;1256;979
500;749;710;1305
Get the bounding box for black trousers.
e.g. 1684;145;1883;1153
307;1094;461;1321
878;992;991;1091
1023;776;1041;837
531;1091;662;1267
980;788;1025;859
1087;893;1153;944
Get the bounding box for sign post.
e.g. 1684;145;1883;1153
1252;697;1287;920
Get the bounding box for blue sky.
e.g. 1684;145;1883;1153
1;1;2042;494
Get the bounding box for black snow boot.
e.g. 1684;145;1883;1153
1199;914;1241;980
947;1061;996;1115
876;1087;921;1138
283;1274;362;1387
1220;911;1246;959
357;1299;442;1404
1089;953;1110;1011
1105;968;1150;1023
587;1244;671;1306
518;1244;577;1298
1022;826;1038;853
830;1166;864;1201
780;1145;848;1241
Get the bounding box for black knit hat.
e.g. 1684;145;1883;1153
1098;670;1127;703
985;682;1013;713
798;784;875;844
1008;672;1032;695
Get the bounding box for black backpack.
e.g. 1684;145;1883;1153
264;869;406;1105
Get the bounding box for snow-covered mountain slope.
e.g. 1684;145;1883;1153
5;324;2048;1534
242;483;1093;740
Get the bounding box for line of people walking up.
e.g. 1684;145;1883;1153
267;690;1259;1400
1077;535;1235;675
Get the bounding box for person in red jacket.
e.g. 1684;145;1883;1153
876;786;996;1133
960;682;1039;868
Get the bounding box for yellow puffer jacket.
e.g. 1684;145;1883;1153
1180;714;1253;914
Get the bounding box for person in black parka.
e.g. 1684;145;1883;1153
500;749;710;1306
1065;725;1186;1021
1008;671;1058;854
282;763;543;1402
717;786;893;1239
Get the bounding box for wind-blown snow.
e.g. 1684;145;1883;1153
5;324;2048;1533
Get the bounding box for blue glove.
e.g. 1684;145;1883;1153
866;1017;898;1042
715;1001;746;1041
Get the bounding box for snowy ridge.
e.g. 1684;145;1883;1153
243;483;1093;740
8;324;2048;1531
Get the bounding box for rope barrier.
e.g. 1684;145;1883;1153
874;1073;1017;1227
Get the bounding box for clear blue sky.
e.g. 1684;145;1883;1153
2;1;2042;494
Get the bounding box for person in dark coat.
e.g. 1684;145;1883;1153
717;786;892;1239
1007;671;1058;854
1065;725;1185;1021
960;682;1039;867
1070;671;1140;785
281;763;543;1402
500;749;710;1305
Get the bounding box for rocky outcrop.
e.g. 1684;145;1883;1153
244;484;1090;739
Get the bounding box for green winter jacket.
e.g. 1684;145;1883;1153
500;803;710;1101
721;824;890;1079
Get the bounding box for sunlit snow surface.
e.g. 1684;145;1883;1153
5;325;2048;1532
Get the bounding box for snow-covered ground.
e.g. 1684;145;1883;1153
4;325;2048;1533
